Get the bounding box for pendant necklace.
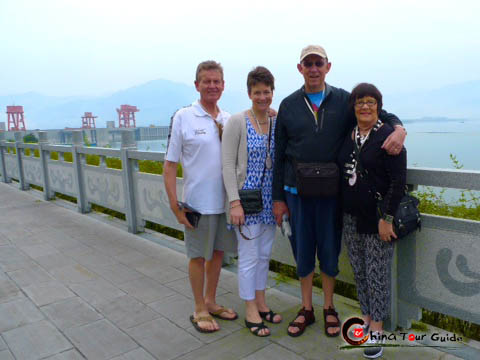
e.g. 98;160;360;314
251;109;272;169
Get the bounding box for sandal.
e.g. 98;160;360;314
245;319;270;337
209;305;238;321
190;314;218;334
323;307;341;337
287;307;315;337
259;309;282;324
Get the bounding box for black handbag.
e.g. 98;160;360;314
239;189;263;215
295;162;339;197
377;194;421;239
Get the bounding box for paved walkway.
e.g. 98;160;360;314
0;182;476;360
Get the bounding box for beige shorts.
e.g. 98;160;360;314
184;213;237;260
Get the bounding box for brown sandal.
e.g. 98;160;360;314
287;307;315;337
323;307;341;337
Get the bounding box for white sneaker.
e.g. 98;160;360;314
363;331;385;359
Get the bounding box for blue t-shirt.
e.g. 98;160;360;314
306;91;324;111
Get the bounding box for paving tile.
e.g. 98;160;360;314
65;319;137;360
19;244;60;259
126;318;203;360
23;281;75;306
113;250;152;266
96;295;160;330
0;298;44;332
89;263;144;285
243;343;304;360
49;264;99;284
7;265;54;287
67;251;117;268
134;263;188;284
33;253;78;271
148;293;194;328
44;349;85;359
0;276;25;304
0;247;37;272
0;350;15;360
173;327;269;360
0;333;7;350
69;278;126;306
164;276;228;299
3;320;72;360
90;241;133;256
42;297;103;330
60;244;94;257
118;276;178;304
110;347;156;360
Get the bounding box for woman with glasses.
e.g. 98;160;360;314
337;83;407;358
222;66;281;337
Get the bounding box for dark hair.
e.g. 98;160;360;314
196;60;223;82
349;83;383;115
247;66;275;94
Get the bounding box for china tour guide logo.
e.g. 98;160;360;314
340;316;463;352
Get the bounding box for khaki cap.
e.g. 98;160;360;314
300;45;328;62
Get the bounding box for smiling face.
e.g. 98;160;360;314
195;69;225;106
354;96;379;128
297;54;331;93
248;82;273;114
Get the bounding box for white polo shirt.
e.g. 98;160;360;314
165;101;230;214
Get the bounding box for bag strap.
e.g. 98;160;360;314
259;116;273;188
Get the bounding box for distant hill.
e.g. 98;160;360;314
1;79;479;130
0;79;251;130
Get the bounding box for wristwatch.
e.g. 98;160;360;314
383;214;394;224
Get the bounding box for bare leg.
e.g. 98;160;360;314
321;272;340;335
370;320;383;333
205;250;236;319
287;271;314;335
189;257;218;331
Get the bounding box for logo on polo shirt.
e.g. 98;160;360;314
194;128;207;135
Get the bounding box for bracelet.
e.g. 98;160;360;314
230;203;241;209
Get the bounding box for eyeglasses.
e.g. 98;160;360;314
238;225;265;241
354;100;377;108
302;59;326;68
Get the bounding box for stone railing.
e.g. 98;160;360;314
1;130;480;331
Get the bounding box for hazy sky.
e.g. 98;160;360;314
1;0;479;98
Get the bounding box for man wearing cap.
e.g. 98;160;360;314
164;60;238;334
272;45;406;338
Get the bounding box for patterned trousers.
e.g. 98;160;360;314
342;213;394;322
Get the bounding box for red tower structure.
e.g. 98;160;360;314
116;105;139;128
81;112;97;129
6;106;27;131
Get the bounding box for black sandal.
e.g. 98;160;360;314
244;319;270;337
259;310;282;324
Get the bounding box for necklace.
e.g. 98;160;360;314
250;109;272;169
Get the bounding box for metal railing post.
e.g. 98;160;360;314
120;130;139;233
0;132;11;183
38;131;54;200
14;132;29;190
72;130;90;213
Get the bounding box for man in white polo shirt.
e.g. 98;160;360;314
164;60;238;333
